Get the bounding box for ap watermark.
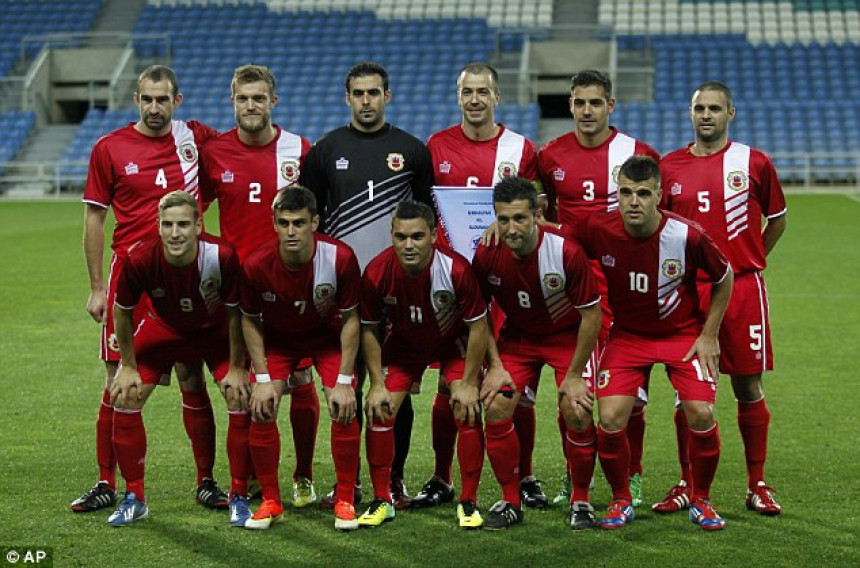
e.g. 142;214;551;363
2;548;53;567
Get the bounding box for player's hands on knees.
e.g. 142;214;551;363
558;374;594;413
329;384;356;425
364;384;393;425
250;381;278;422
683;333;721;382
480;364;515;407
86;289;108;324
451;384;481;427
110;365;143;408
480;221;501;247
220;368;251;412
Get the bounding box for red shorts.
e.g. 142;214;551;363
596;329;717;403
382;335;468;393
698;271;773;375
254;333;348;389
133;315;230;385
102;253;149;362
498;327;598;397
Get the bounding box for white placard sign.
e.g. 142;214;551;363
432;186;495;260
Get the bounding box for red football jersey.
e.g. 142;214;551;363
115;233;239;334
572;211;730;337
240;234;360;336
360;246;487;351
200;126;312;262
659;141;786;275
539;128;660;228
427;124;538;187
83;121;218;254
471;227;600;336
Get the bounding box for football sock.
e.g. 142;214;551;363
456;419;484;503
738;397;771;488
674;407;692;484
431;393;457;484
597;425;632;502
289;381;319;483
485;418;521;507
249;420;281;505
513;404;536;479
113;409;146;501
567;423;597;503
97;389;116;488
366;417;395;501
227;411;251;498
689;423;721;502
627;406;646;477
392;393;413;479
181;388;216;486
331;420;360;504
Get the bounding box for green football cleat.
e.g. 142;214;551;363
357;499;395;527
629;473;643;507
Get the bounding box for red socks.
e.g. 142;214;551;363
597;425;632;502
456;420;484;503
97;389;116;487
331;420;360;504
431;393;457;484
566;423;597;503
627;406;646;477
113;409;146;500
366;418;395;501
227;412;251;497
513;404;536;480
738;397;771;488
181;389;216;485
689;424;721;501
249;420;281;504
485;419;521;506
289;381;320;482
674;407;692;484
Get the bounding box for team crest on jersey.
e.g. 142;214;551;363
597;370;610;389
314;283;336;315
611;165;622;183
497;161;518;178
543;273;564;293
553;168;565;181
262;292;277;302
201;278;222;314
151;288;166;298
727;170;748;191
439;161;452;174
671;182;682;195
661;259;683;280
488;275;501;286
178;142;197;163
108;333;120;353
281;160;300;183
336;157;349;170
386;153;405;172
124;162;139;175
221;170;234;183
384;296;397;305
601;255;616;268
432;290;456;313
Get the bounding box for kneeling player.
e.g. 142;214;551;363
360;201;489;529
108;191;248;527
240;187;362;531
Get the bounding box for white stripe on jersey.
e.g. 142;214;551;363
538;232;574;322
492;129;526;186
198;241;223;314
657;218;688;320
723;143;751;241
429;250;458;336
607;132;636;211
313;240;339;315
275;130;303;190
172;120;202;198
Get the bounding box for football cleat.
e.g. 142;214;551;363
746;481;781;516
71;481;117;513
390;472;413;510
229;494;251;527
357;498;395;527
196;477;229;509
568;501;596;531
483;500;524;530
411;476;455;509
320;482;362;511
456;500;483;529
600;499;635;530
519;477;548;509
292;477;318;508
689;499;726;530
652;481;691;513
244;499;284;530
629;473;643;507
107;492;148;527
551;472;571;506
334;500;359;531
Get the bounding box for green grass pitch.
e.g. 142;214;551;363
0;195;857;567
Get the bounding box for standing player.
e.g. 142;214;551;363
199;65;321;511
359;201;488;529
74;65;228;513
572;156;733;531
472;177;602;530
538;69;660;507
240;187;363;531
417;62;546;510
299;61;435;509
107;191;247;527
656;82;787;516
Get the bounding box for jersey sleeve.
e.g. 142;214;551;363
190;121;220;146
537;149;559;221
198;147;217;207
359;269;383;324
453;258;488;322
219;245;241;307
298;143;329;219
520;139;540;182
337;248;362;311
754;151;787;219
411;143;435;206
82;138;115;208
564;240;601;308
114;253;143;309
469;246;494;303
239;264;263;317
689;226;732;284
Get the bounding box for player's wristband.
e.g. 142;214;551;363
255;373;271;384
337;373;353;385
